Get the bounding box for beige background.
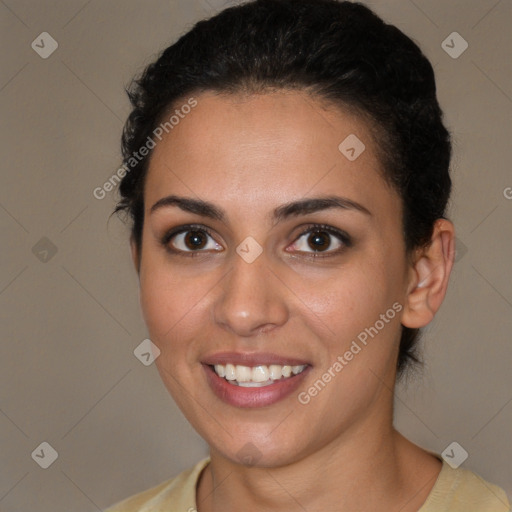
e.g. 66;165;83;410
1;0;510;510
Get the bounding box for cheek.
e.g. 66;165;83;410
138;257;206;354
291;257;400;334
139;266;210;411
289;254;405;381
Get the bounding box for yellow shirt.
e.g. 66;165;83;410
105;458;510;511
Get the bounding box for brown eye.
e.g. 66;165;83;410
288;225;350;255
166;228;223;253
307;231;331;251
184;230;208;250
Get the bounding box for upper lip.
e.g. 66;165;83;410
202;352;310;367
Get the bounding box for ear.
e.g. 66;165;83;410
130;236;141;275
401;219;456;329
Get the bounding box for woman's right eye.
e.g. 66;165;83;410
165;229;223;253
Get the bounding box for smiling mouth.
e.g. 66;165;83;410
211;363;307;387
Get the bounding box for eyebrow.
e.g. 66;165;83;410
273;196;371;221
150;195;225;221
149;195;371;222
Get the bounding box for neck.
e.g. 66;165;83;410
197;411;441;511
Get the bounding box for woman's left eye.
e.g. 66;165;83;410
289;228;349;254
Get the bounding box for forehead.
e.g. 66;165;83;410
144;91;396;217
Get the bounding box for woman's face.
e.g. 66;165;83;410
136;90;413;466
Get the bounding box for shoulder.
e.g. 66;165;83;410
104;458;209;512
421;461;510;512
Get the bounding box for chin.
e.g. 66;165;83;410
213;439;305;469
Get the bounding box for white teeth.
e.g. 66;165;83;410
252;365;269;382
225;363;236;381
238;380;273;388
212;363;306;385
281;365;292;378
235;365;252;382
268;364;282;380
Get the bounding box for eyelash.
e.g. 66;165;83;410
161;224;217;258
160;223;352;258
291;223;352;259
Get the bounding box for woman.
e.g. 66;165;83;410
106;0;510;510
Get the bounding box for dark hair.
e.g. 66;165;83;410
115;0;452;376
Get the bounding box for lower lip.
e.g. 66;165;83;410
203;364;310;408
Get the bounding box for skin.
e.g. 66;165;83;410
131;90;455;511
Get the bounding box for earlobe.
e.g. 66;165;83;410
401;219;456;329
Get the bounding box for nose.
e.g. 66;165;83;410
213;252;289;337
